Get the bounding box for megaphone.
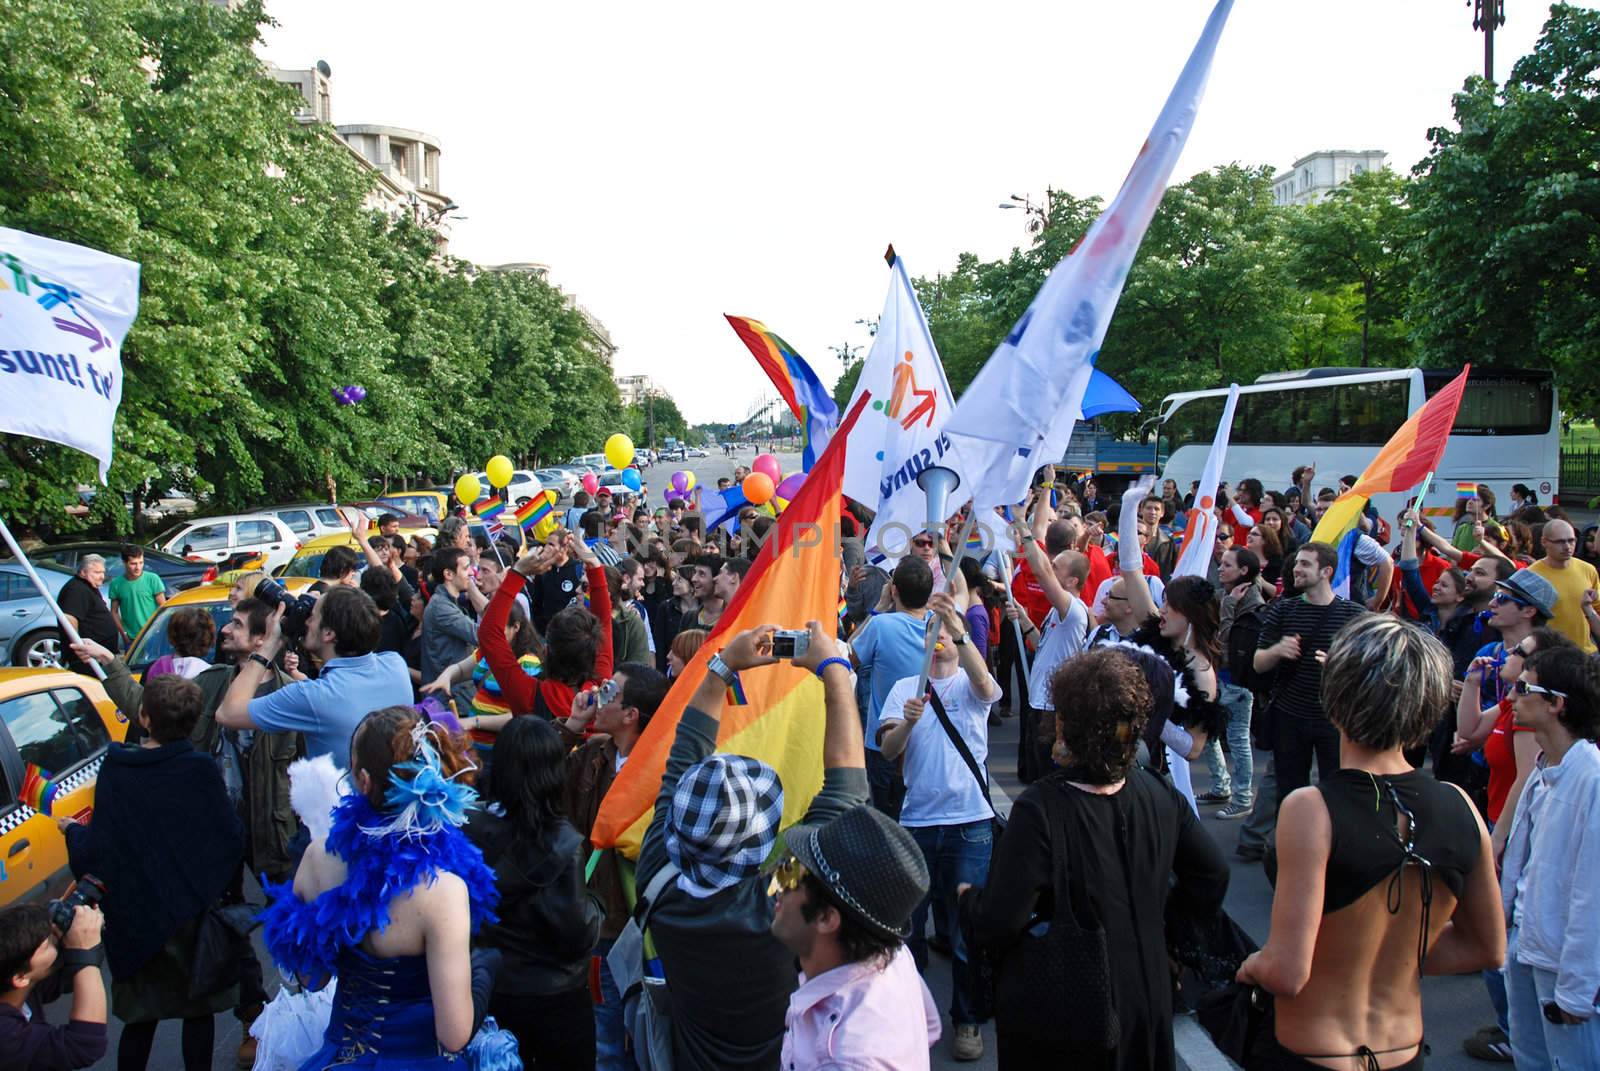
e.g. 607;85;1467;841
916;465;962;533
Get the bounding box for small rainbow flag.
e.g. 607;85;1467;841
21;763;59;816
965;529;984;552
1456;481;1478;499
514;490;560;541
725;672;748;707
471;495;505;522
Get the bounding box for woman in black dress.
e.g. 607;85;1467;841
959;647;1229;1070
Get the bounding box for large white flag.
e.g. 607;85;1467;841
842;250;962;561
1170;383;1240;580
943;0;1235;510
0;227;140;481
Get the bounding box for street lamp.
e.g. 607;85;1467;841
997;190;1052;234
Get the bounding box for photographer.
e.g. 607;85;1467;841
0;902;107;1071
216;586;412;768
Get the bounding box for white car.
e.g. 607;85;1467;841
535;468;580;500
257;502;348;541
687;446;709;458
469;470;546;507
151;513;300;572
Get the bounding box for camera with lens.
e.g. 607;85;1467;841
588;679;620;708
254;577;319;644
772;629;811;660
48;875;106;934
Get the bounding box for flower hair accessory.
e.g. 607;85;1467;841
359;720;479;841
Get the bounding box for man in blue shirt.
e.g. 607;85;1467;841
849;556;934;819
216;586;412;768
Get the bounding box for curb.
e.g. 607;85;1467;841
1175;1013;1241;1071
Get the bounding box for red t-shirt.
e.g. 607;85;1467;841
1011;547;1051;628
1084;545;1157;605
1485;700;1534;824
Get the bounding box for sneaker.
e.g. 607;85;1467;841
953;1024;984;1062
1217;801;1254;820
1197;789;1232;804
1463;1025;1513;1062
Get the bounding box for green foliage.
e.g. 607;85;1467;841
0;0;623;532
624;390;690;447
1409;2;1600;419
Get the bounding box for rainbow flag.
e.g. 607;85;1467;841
1311;366;1471;595
725;315;841;470
21;763;59;815
511;490;560;541
592;392;870;858
725;674;748;707
1456;481;1479;499
471;495;505;522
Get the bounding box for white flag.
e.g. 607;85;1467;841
842;252;962;561
1170;384;1240;580
943;0;1235;511
0;227;140;481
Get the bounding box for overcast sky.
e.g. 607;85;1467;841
258;0;1579;425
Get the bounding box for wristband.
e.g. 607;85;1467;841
248;653;274;672
814;656;851;679
58;944;103;981
706;653;737;687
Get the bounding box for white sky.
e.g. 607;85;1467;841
257;0;1583;425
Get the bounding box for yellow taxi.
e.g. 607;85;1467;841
0;668;127;906
273;529;440;581
123;576;321;677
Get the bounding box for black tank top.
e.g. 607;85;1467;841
1316;768;1479;916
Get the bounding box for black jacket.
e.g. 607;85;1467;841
467;811;602;996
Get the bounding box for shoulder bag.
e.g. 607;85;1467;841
606;862;678;1071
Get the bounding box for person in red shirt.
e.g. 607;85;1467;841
1226;477;1264;541
478;533;613;720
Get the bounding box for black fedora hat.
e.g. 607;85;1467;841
784;805;930;941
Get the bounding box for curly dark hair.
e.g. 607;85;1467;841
542;603;602;687
1048;648;1152;782
799;872;899;967
166;607;216;659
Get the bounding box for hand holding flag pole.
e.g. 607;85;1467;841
1404;472;1435;530
0;519;105;681
912;464;979;697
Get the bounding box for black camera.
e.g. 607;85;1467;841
48;875;106;934
254;577;318;644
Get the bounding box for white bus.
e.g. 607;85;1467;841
1155;367;1559;537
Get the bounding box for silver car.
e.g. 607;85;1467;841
0;561;75;667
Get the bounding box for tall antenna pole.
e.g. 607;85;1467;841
1473;0;1506;82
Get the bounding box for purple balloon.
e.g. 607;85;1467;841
670;471;689;494
331;386;351;405
348;385;367;402
775;473;805;501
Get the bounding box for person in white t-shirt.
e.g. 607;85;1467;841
878;591;1001;1059
1011;526;1091;783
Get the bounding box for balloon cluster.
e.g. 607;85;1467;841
331;384;367;406
742;453;784;506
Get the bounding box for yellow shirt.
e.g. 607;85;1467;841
1527;557;1600;654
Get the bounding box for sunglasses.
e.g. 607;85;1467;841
911;537;935;548
1514;679;1567;700
1491;591;1531;609
768;855;808;897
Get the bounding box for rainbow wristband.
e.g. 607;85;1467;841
814;657;852;679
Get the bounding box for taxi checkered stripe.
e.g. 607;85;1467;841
0;803;34;836
0;756;103;831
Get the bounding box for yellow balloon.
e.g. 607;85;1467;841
605;433;635;470
683;471;697;492
454;473;483;504
485;454;514;488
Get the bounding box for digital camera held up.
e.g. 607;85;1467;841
254;578;319;644
48;875;106;934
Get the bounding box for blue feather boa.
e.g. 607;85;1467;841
261;792;499;982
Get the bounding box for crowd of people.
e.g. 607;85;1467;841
3;462;1599;1071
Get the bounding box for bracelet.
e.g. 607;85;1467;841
706;652;737;687
248;653;274;671
814;656;851;679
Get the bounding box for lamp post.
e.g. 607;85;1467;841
997;189;1054;234
1472;0;1506;82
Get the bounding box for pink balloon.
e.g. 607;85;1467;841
753;454;782;482
775;473;805;501
581;473;599;495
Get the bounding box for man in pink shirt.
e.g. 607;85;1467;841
772;806;942;1068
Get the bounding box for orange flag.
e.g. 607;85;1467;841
591;393;870;857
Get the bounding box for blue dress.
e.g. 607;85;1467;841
300;948;463;1070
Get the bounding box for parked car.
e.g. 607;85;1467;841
0;668;128;906
465;470;546;507
375;491;448;523
565;454;611;473
256;503;348;542
122;576;319;677
0;562;75;668
149;513;300;573
687;446;709;458
20;544;215;598
534;468;580;501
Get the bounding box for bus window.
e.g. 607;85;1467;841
1331;380;1409;444
1156;395;1225;464
1437;375;1553;435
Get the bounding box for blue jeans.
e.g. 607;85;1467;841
1507;926;1600;1068
593;936;637;1071
908;819;992;1026
1203;682;1255;805
1238;759;1276;851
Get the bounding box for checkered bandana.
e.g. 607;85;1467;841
664;754;784;898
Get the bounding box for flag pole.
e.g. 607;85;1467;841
0;514;106;681
1404;471;1435;529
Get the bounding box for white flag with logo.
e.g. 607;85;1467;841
0;227;140;481
943;0;1234;510
1170;383;1240;580
842;251;965;562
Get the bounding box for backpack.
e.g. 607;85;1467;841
605;863;678;1070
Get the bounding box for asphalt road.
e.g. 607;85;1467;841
49;444;1501;1070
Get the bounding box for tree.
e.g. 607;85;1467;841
1285;169;1417;367
1409;2;1600;418
625;389;689;447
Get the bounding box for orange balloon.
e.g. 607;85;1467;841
742;472;775;505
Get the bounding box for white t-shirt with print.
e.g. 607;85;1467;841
1026;596;1091;710
880;669;1000;828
